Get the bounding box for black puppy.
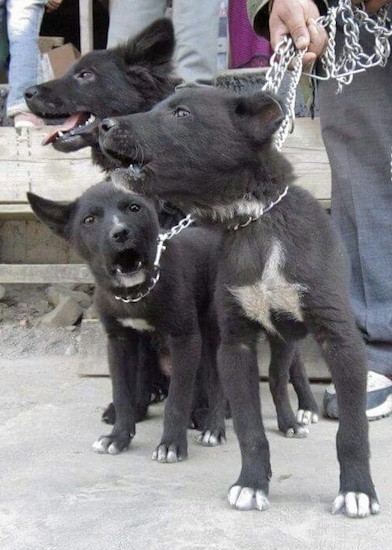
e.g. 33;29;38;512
24;18;176;173
98;88;379;517
25;18;183;423
28;181;226;456
25;16;318;432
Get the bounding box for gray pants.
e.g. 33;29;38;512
107;0;219;87
318;25;392;376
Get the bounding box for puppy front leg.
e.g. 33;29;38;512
153;332;201;463
218;324;271;511
93;329;139;455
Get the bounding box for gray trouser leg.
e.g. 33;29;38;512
318;28;392;376
107;0;219;87
172;0;219;87
107;0;167;47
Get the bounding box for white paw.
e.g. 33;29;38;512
331;492;380;518
285;425;309;438
152;444;183;463
92;437;122;455
296;409;319;425
197;430;226;446
228;485;270;511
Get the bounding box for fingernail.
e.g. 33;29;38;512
296;36;307;49
308;18;319;33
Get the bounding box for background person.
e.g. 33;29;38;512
247;0;392;420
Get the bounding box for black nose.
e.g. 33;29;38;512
100;118;118;133
111;227;130;243
24;86;39;101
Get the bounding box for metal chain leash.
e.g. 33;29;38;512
115;214;194;303
262;0;392;150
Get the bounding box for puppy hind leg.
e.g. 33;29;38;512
268;336;309;438
289;346;319;425
308;312;379;517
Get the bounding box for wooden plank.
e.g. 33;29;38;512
282;118;331;201
0;264;93;283
0;127;103;203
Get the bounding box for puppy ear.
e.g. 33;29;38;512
27;192;74;240
235;92;285;143
121;18;175;68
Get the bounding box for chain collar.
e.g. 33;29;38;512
227;186;289;231
114;214;194;303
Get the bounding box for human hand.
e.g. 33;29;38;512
269;0;328;68
352;0;389;14
46;0;64;12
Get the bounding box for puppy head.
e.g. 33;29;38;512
28;181;160;292
25;18;175;153
98;87;287;210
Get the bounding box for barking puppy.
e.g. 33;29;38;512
28;181;226;456
97;87;378;518
24;16;317;432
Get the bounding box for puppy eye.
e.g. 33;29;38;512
77;70;94;81
129;203;140;212
83;215;96;225
173;107;190;118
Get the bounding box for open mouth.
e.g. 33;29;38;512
111;248;146;287
42;112;98;146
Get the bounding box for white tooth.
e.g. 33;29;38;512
58;130;64;137
87;114;95;123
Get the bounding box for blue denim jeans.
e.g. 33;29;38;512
0;0;46;117
107;0;219;87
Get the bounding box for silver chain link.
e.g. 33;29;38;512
115;214;194;303
262;0;392;150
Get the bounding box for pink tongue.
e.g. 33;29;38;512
42;112;89;145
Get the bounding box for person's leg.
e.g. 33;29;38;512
106;0;166;47
5;0;46;123
172;0;219;87
318;26;392;419
0;1;8;72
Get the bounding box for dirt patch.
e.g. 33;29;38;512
0;284;94;358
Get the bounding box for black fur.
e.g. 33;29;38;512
98;87;378;515
24;18;177;172
28;182;226;456
25;18;317;435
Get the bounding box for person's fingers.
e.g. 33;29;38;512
308;18;328;57
270;3;310;51
363;0;389;13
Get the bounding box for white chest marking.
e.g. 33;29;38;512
229;240;307;334
118;318;155;332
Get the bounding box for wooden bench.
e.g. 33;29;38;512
0;117;331;284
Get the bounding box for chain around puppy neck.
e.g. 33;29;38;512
114;214;194;303
228;186;289;231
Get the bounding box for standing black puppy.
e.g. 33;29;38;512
97;87;379;517
28;182;225;456
24;16;318;433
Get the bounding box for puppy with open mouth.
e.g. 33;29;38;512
97;87;379;518
28;181;226;457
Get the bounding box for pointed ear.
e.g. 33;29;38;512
235;92;285;143
27;192;75;240
119;18;175;68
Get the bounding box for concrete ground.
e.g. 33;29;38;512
0;356;390;550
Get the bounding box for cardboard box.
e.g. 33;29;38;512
38;36;65;54
41;43;80;81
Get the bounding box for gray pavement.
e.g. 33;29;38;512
0;356;390;550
